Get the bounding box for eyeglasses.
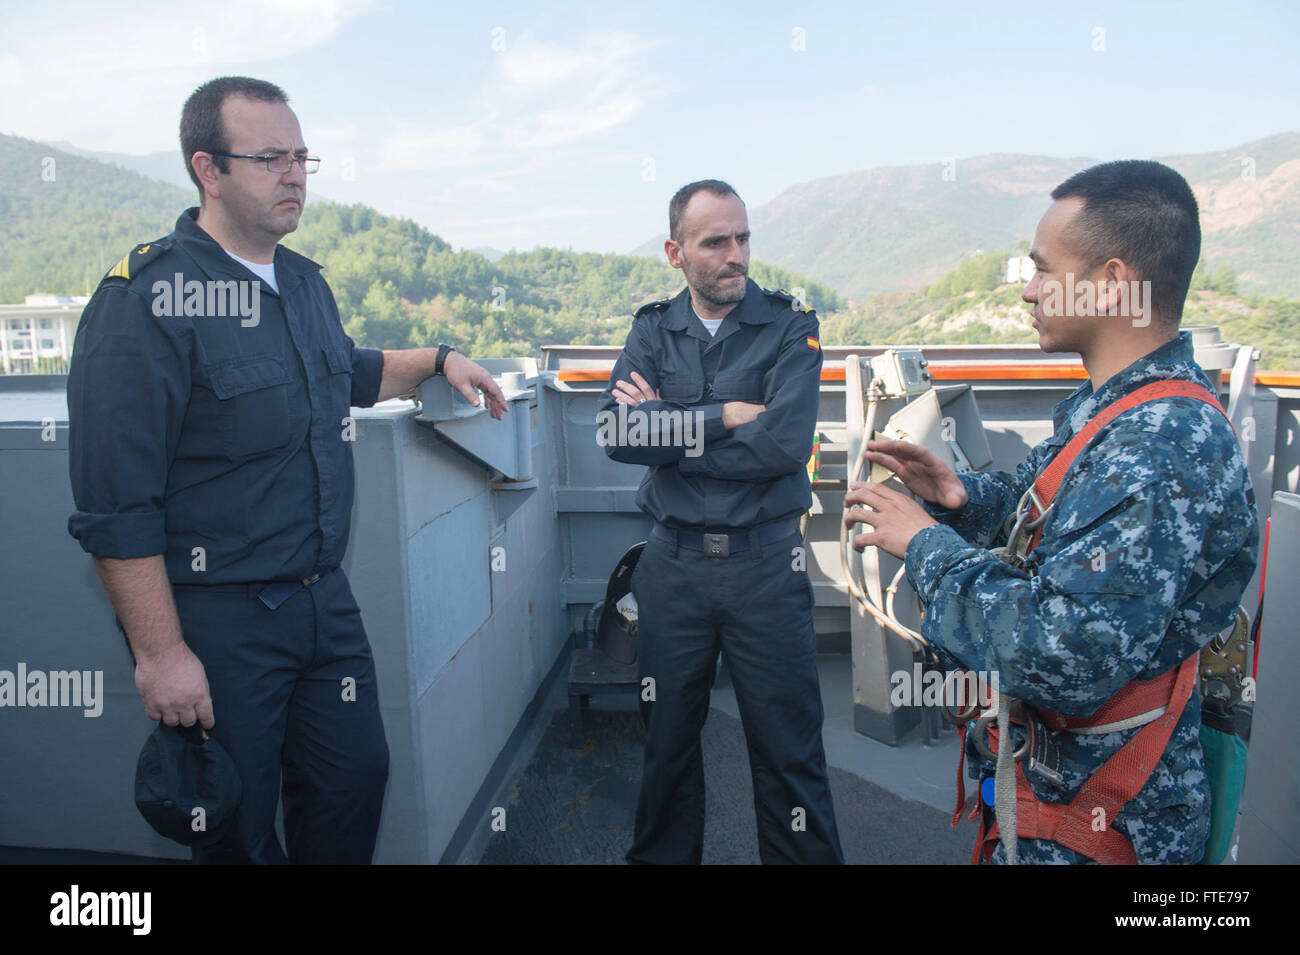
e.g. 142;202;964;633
211;151;321;174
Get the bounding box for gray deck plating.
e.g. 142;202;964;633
476;652;971;864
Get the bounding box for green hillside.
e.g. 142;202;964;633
0;135;839;358
0;135;191;301
281;202;840;356
2;133;1294;369
819;250;1300;369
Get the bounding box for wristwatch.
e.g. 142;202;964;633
435;343;456;376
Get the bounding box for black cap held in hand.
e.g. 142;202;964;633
134;721;242;848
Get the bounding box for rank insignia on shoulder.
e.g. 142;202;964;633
806;336;820;352
764;287;813;313
634;298;672;318
105;241;168;282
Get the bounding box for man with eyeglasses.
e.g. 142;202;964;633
66;75;507;864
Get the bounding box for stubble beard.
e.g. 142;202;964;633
682;252;746;307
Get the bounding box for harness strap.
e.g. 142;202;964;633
952;723;970;828
1038;664;1180;733
963;378;1229;864
1011;654;1199;864
1026;379;1228;552
975;810;995;865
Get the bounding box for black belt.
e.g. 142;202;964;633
171;570;328;610
652;519;799;557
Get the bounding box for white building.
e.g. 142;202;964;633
1;295;87;374
1004;255;1035;284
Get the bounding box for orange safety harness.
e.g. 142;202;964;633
947;379;1231;865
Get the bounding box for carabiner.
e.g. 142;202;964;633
971;700;1031;762
940;669;984;724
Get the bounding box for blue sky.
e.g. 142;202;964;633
2;0;1297;254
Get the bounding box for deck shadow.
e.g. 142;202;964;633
480;704;972;864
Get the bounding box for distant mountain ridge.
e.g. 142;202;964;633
36;132;1300;301
0;134;192;301
40;139;338;205
632;133;1300;301
0;134;840;360
42;141;192;191
3;132;1293;370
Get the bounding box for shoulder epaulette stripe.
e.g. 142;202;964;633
104;242;165;282
107;255;132;281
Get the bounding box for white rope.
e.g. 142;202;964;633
1065;706;1166;735
994;691;1018;865
840;393;926;648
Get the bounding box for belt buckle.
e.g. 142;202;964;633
702;533;730;557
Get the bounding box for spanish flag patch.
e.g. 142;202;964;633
806;337;820;352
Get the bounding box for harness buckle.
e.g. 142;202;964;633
994;487;1054;571
1024;487;1051;529
970;700;1067;787
1022;709;1066;788
971;700;1032;763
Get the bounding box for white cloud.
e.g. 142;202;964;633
527;94;644;148
498;31;643;88
357;30;655;192
2;14;663;252
498;46;591;86
375;119;494;173
369;31;653;174
0;0;375;152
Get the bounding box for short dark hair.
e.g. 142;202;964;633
669;179;742;242
180;76;289;201
1050;160;1201;325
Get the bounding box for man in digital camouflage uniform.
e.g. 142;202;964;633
843;160;1259;864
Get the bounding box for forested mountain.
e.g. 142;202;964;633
283;203;840;355
0;135;192;302
822;250;1300;369
0;135;838;357
41;140;193;191
3;133;1295;368
636;133;1300;302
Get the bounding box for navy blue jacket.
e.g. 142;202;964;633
599;279;822;530
67;208;384;584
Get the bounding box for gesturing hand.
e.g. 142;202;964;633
843;480;938;560
864;439;968;510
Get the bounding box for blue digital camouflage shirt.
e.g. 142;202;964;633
904;332;1258;864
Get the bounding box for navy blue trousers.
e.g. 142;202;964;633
169;568;389;864
626;527;844;864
